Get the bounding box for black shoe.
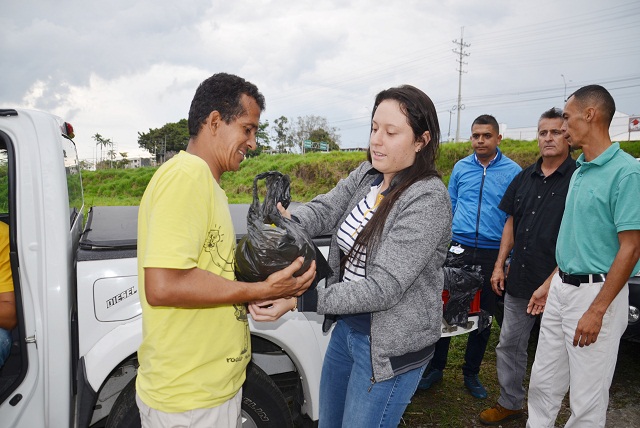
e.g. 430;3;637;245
464;374;487;399
417;368;443;390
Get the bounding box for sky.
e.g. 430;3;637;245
2;0;639;163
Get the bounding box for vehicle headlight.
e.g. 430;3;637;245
629;306;640;324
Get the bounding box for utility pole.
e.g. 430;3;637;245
447;105;456;142
162;134;167;164
453;27;470;142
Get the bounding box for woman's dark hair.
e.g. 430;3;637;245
187;72;265;137
342;85;441;272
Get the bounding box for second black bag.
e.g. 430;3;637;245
442;252;484;327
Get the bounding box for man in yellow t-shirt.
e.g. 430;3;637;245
0;221;16;368
136;73;316;428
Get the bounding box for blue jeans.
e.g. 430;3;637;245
319;320;427;428
0;327;11;367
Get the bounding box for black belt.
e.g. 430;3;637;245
558;269;606;287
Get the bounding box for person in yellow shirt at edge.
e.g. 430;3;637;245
0;222;17;369
135;73;316;428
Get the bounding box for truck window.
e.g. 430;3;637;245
61;138;83;228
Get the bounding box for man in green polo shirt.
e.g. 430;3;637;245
526;85;640;427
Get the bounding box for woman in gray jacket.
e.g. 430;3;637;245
252;85;452;427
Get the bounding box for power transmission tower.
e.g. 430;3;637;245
453;27;470;142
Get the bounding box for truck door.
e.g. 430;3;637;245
0;111;83;427
0;128;30;419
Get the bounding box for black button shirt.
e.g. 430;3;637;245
498;155;577;299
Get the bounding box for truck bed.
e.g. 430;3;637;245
78;206;139;261
77;204;321;261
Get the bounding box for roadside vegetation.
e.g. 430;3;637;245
81;140;640;207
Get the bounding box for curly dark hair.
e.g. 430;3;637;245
187;73;265;137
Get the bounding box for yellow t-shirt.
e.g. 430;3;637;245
0;222;13;294
136;151;249;413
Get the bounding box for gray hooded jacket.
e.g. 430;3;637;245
292;162;452;382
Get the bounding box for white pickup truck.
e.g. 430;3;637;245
0;108;479;427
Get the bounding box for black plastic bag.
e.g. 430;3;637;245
235;171;315;282
477;309;492;334
442;252;483;327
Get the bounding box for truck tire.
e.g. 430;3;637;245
104;376;139;428
241;362;294;428
104;362;293;428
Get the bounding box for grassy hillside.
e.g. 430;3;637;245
81;140;640;207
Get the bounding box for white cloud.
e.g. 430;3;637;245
43;64;209;160
2;0;639;160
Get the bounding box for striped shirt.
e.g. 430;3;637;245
336;176;384;334
337;179;384;282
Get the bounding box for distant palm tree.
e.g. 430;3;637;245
107;149;116;168
92;133;114;169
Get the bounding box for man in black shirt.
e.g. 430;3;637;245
479;107;576;425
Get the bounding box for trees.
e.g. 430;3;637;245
137;119;189;157
92;133;114;170
248;121;271;157
290;115;341;152
106;149;117;168
117;152;131;169
270;115;340;153
136;115;341;158
272;116;293;153
308;128;340;152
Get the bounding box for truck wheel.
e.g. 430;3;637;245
242;362;294;428
104;376;139;428
105;363;293;428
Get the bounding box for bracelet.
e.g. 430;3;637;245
290;298;298;312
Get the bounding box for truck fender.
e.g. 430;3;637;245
249;312;328;421
83;319;142;392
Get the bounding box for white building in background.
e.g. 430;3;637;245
502;111;640;142
611;112;640;141
124;156;153;168
501;124;537;141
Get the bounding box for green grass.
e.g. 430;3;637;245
80;140;640;209
403;323;640;427
405;321;525;427
80;140;640;219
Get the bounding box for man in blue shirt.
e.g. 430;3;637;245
419;115;521;398
527;85;640;427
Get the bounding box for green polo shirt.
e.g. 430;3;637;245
556;143;640;276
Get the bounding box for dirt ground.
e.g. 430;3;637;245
403;331;640;427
